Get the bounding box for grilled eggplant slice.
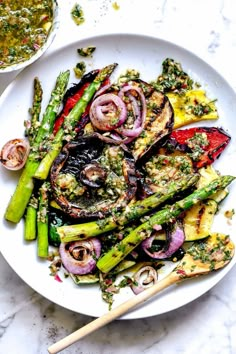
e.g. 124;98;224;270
50;133;137;219
132;90;174;160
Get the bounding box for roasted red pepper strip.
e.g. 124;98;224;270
53;70;110;135
170;127;231;169
53;83;90;134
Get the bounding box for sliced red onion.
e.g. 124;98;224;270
110;132;123;141
141;221;185;259
131;266;158;295
59;238;101;275
118;84;147;138
0;138;30;170
94;82;113;99
120;126;143;138
153;224;162;232
90;93;127;131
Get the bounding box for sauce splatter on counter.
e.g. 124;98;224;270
71;3;85;26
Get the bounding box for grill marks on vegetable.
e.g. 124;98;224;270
132;91;174;160
8;60;232;305
140;153;195;197
169;127;231;169
50;134;137;218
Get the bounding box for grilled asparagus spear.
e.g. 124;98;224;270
25;77;43;144
34;63;118;180
97;175;235;273
24;194;38;241
24;78;43;241
58;174;199;242
4;71;70;223
37;182;50;258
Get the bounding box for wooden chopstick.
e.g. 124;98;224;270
47;274;175;353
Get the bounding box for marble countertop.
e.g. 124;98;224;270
1;1;236;353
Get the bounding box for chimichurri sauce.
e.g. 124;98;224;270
0;0;53;68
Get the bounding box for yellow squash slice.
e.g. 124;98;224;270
167;89;218;129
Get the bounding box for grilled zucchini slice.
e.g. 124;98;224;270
197;165;229;203
70;273;99;285
183;199;218;241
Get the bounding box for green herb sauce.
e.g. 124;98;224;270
0;0;53;69
71;3;85;26
154;58;193;94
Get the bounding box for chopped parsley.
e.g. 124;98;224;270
77;46;96;57
186;132;209;161
153;58;193;94
71;3;85;26
187;101;216;116
73;61;86;78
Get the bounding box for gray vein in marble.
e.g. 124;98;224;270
208;31;220;53
154;0;168;24
0;317;14;338
0;292;41;323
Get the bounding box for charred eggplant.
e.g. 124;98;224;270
132;90;174;160
139;153;196;197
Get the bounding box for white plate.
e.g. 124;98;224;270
0;34;236;319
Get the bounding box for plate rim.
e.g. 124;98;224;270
0;32;236;319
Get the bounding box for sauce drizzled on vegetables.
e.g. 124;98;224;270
0;0;53;69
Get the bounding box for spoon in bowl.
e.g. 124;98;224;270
48;232;234;354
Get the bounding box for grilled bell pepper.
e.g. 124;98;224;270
169;127;231;169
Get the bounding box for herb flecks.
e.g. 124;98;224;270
77;46;96;57
186;132;209;162
74;61;86;78
187;234;233;270
71;3;85;26
154;58;193;94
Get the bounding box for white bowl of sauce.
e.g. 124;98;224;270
0;0;59;73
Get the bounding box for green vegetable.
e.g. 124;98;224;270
77;46;96;57
24;194;38;241
25;77;43;144
49;210;70;247
4;71;70;223
97;175;235;273
57;174;199;242
34;63;118;180
70;273;99;285
37;182;50;258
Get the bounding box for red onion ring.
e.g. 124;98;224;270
153;224;162;232
0;138;30;170
59;238;101;275
90;93;127;131
131;266;158;295
141;221;185;259
94;82;113;99
118;84;147;138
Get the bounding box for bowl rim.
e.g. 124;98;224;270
0;0;59;74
